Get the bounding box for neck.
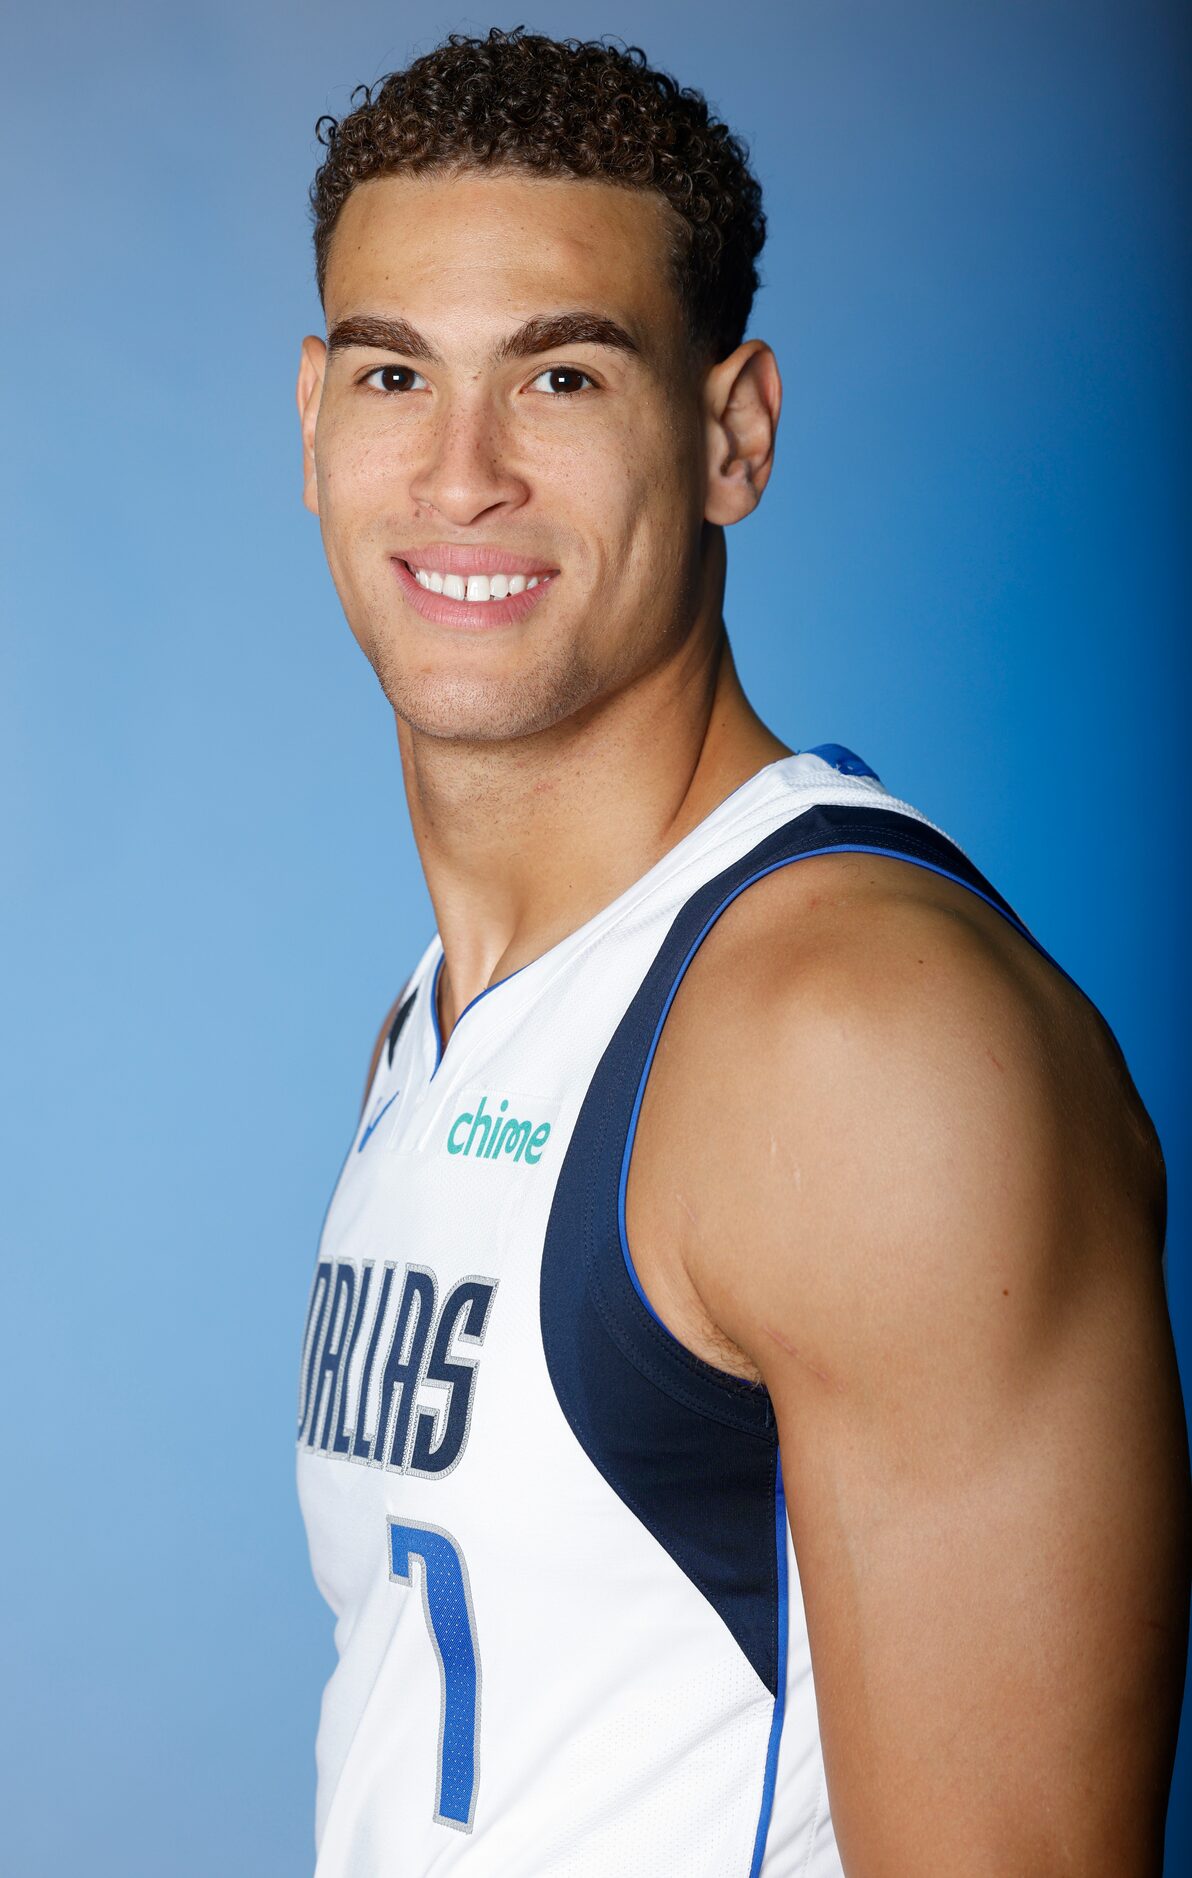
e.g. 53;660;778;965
398;624;788;1044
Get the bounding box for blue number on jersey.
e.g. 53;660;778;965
388;1518;482;1831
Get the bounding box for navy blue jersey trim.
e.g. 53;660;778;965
429;954;446;1072
385;990;416;1068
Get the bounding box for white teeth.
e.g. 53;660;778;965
409;564;549;601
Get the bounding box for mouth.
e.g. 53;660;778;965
392;548;559;629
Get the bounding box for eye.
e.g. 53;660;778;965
362;364;428;394
529;366;596;397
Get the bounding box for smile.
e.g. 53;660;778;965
392;553;558;627
411;567;544;603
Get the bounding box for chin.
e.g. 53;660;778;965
373;656;602;746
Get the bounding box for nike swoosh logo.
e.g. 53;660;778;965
357;1089;400;1153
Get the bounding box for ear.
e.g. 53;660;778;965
296;335;328;516
703;340;782;526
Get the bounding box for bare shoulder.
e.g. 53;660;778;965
629;850;1187;1868
627;848;1166;1378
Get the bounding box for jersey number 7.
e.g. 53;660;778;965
388;1518;481;1831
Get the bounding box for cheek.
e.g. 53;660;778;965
316;410;408;517
614;438;697;571
567;417;680;542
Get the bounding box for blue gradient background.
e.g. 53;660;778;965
3;2;1188;1870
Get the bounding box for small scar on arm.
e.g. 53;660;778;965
766;1131;803;1187
763;1322;843;1391
673;1189;699;1229
986;1048;1005;1071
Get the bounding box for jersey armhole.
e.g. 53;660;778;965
610;800;1080;1405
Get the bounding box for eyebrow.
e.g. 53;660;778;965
326;310;642;365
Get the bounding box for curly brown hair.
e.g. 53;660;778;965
309;25;766;363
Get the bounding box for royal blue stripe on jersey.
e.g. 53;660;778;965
750;1458;791;1876
800;741;881;780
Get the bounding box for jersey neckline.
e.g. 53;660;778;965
424;749;858;1077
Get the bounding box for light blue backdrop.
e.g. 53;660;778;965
3;2;1188;1870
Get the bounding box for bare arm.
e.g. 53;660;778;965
633;858;1190;1875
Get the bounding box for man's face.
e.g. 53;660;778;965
298;168;717;744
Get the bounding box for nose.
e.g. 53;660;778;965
407;392;530;528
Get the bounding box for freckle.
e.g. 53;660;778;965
1002;1288;1009;1297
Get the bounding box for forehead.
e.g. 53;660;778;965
323;168;684;354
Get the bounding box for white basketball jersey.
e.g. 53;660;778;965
296;746;1064;1875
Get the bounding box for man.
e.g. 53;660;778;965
293;26;1189;1875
